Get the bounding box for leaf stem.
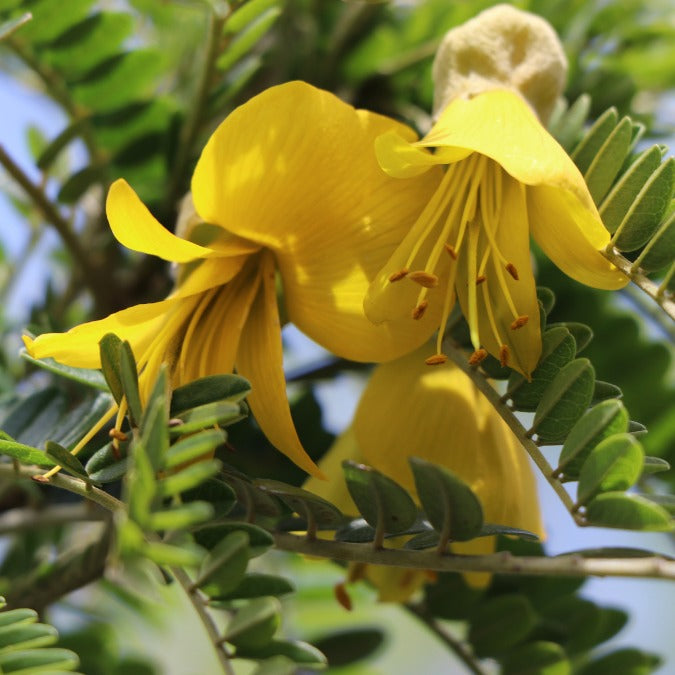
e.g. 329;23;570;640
442;341;581;524
405;604;487;675
602;247;675;321
0;143;112;309
272;532;675;580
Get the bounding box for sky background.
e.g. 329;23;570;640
1;55;674;673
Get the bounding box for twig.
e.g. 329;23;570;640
406;603;487;675
171;565;236;675
441;341;581;523
0;503;107;535
602;247;675;322
273;532;675;580
0;144;112;309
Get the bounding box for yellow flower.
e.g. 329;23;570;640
364;8;628;378
24;82;440;477
305;346;543;602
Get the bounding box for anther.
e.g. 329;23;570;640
425;354;448;366
444;244;458;259
475;275;486;285
408;271;439;288
510;315;529;330
468;348;488;365
334;583;352;611
109;428;128;442
499;344;510;367
506;263;519;281
412;300;428;320
388;268;409;282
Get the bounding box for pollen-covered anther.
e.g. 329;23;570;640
510;315;529;330
412;300;428;320
468;348;488;365
475;274;486;285
109;428;128;442
425;353;448;366
506;263;519;281
408;271;439;288
444;243;458;259
388;268;409;282
334;582;353;611
499;344;510;367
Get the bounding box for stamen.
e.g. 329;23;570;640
469;348;488;365
475;275;486;285
408;271;439;288
435;263;459;357
109;428;128;442
499;344;510;367
388;268;409;282
444;244;458;259
412;300;428;320
480;280;507;356
425;354;448;366
466;222;481;351
506;263;519;280
334;582;352;611
510;315;529;330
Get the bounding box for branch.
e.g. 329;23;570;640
0;144;113;309
441;341;581;523
273;532;675;580
0;503;106;535
602;247;675;322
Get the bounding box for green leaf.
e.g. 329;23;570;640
217;7;282;72
210;574;294;601
541;596;603;653
585;492;673;531
571;107;618;175
181;478;236;518
36;118;90;171
223;597;280;649
119;342;142;426
165;429;227;469
478;523;540;540
221;471;281;519
0;610;37;629
509;327;577;412
557;399;629;479
600;145;664;233
0;13;31;41
585;116;634;204
641;456;671;475
546;322;593;354
19;0;94;43
251;656;297;675
156;459;221;498
0;387;64;442
531;358;595;445
112;131;165;167
85;442;128;483
170;375;251;415
341;461;418;535
193;523;274;557
591;380;623;404
57;165;106;203
98;334;124;404
0;622;58;652
20;350;108;390
501;641;570;675
629;420;648;436
311;628;384;669
141;540;203;568
409;457;483;542
549;93;591;151
126;441;157;527
635;209;675;272
146;502;213;531
613;157;675;251
577;434;644;505
139;396;168;473
577;648;661;675
255;479;344;529
468;594;537;657
0;647;79;672
195;531;250;597
639;494;675;516
44;441;90;481
536;286;556;315
0;440;56;468
235;639;326;667
225;0;278;34
169;401;244;435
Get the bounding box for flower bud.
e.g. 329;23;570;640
432;4;567;124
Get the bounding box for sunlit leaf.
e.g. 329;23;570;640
223;597;280;649
585;492;673;531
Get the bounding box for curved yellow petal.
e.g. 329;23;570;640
24;298;176;369
236;252;323;478
107;179;214;262
528;185;628;289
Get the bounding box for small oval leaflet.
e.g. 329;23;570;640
585;492;673;531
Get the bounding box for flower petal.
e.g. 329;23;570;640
528;185;628;289
236;252;323;478
107;179;213;262
24;298;176;369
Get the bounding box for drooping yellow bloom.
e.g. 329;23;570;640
24;82;440;477
364;7;628;378
305;347;543;602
